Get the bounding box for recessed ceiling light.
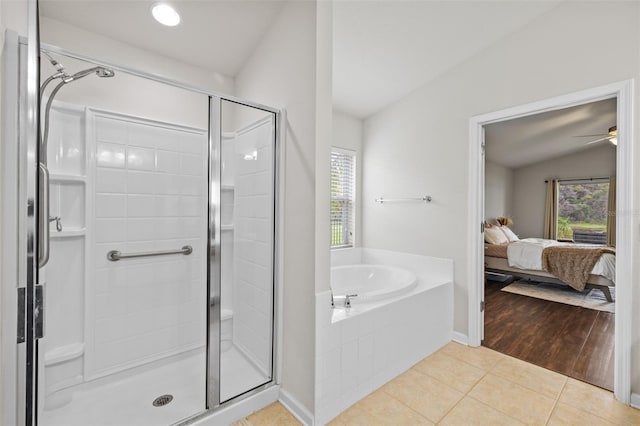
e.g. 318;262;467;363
152;3;180;27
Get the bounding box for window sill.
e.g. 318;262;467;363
331;245;354;250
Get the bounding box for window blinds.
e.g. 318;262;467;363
331;150;355;248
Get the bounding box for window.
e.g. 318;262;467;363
557;178;610;244
331;149;356;248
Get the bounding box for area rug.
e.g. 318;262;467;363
501;280;615;313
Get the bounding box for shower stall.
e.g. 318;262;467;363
2;30;281;426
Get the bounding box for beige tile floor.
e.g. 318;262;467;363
235;342;640;425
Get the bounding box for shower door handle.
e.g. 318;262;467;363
38;163;50;268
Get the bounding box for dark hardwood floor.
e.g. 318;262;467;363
483;279;615;391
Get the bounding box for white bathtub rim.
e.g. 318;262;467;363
330;278;452;324
330;264;418;303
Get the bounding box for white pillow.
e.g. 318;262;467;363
485;225;509;245
500;225;519;242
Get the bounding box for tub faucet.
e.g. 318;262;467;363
344;294;358;308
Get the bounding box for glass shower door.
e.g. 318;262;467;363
37;52;209;426
212;99;277;404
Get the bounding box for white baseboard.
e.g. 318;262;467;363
279;389;314;426
452;331;469;345
630;393;640;409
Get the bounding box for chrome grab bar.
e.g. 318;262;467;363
38;163;50;267
375;195;432;204
107;245;193;262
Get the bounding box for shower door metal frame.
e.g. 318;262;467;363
13;0;43;425
204;98;281;414
207;97;222;409
13;8;283;421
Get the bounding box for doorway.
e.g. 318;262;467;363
467;81;634;404
482;99;617;390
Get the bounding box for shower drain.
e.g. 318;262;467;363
152;394;174;407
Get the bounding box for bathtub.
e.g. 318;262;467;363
330;264;417;304
316;248;454;425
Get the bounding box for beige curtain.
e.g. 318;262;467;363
607;175;616;247
543;179;558;240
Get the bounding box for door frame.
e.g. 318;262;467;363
467;80;634;404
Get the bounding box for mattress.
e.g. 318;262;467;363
484;243;508;259
484;256;615;287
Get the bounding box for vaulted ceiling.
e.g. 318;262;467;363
39;0;285;78
39;1;612;166
485;98;617;169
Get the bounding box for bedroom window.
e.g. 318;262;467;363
331;149;356;248
557;178;610;244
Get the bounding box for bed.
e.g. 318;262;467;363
484;238;616;302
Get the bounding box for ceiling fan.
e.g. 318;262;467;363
573;125;618;146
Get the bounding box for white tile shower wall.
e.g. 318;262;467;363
87;112;208;379
232;117;275;375
316;249;454;424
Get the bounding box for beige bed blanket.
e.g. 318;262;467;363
542;246;616;291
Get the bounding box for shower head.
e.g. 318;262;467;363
40;64;115;165
63;66;115;83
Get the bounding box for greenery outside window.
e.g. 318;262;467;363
331;149;356;248
557;178;609;244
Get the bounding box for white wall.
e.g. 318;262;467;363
234;1;326;414
40;17;234;97
361;2;640;356
511;144;616;238
0;1;28;38
332;110;363;248
39;18;219;130
315;0;332;296
484;161;513;225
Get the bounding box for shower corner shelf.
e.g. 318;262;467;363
221;185;235;191
50;228;86;239
44;342;85;366
50;173;86;183
221;225;234;231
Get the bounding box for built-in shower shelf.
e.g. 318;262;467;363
221;225;234;232
50;228;86;239
221;185;235;191
50;173;86;183
44;343;84;366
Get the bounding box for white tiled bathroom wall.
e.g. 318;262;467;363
87;112;208;378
